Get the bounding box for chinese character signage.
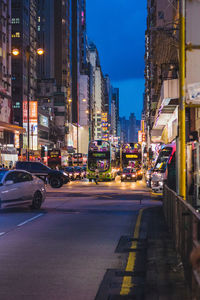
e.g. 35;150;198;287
101;112;109;141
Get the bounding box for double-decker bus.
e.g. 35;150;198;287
72;153;83;166
121;143;142;169
47;149;61;169
87;140;116;181
151;143;176;193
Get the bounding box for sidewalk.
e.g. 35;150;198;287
144;206;191;300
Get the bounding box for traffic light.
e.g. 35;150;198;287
41;146;45;157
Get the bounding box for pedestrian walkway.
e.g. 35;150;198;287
144;206;191;300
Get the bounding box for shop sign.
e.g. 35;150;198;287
0;97;11;123
23;101;38;150
187;82;200;104
39;114;49;127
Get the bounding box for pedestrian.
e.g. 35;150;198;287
94;168;99;185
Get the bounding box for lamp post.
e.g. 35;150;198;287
26;47;44;161
12;47;44;161
178;0;186;199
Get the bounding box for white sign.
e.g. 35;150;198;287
187;82;200;104
0;97;11;123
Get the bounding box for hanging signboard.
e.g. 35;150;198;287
186;0;200;104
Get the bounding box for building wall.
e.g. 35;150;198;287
0;0;12;124
79;74;89;126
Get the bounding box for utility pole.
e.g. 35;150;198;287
178;0;186;199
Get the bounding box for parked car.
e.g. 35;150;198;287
74;166;84;180
0;169;46;209
121;168;137;182
64;167;75;181
15;161;69;188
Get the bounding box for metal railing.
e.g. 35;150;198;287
163;185;200;299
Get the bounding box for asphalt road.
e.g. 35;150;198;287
0;178;162;300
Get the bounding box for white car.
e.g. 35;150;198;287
0;169;46;210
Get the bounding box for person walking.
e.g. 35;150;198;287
94;168;99;185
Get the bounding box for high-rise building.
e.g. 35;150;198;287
11;0;38;150
128;113;136;143
119;117;129;143
0;0;26;155
88;42;104;140
37;0;72;147
0;0;12;128
71;0;87;124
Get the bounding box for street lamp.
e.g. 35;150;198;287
37;48;45;56
12;48;20;56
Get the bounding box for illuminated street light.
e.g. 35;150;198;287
85;110;89;114
37;48;45;56
12;48;20;56
68;98;72;103
82;98;87;102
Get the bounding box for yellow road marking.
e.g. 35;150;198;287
151;192;163;196
120;209;143;295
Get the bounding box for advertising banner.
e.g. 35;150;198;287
23;101;38;150
186;0;200;104
0;97;11;123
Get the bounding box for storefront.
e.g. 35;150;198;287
0;121;25;167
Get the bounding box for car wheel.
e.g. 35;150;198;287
50;177;63;188
31;191;43;209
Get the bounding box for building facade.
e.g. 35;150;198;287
12;0;38;150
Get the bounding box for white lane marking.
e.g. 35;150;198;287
17;213;44;227
0;232;5;236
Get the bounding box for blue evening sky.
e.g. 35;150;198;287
86;0;146;120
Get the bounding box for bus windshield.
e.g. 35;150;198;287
154;147;173;172
88;159;110;172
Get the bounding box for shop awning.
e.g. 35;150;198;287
0;121;26;134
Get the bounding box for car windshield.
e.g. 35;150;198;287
154;147;173;172
123;168;131;173
74;167;81;171
66;167;74;172
0;170;7;182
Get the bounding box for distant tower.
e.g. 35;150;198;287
128;113;136;143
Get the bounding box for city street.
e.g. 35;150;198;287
0;178;163;300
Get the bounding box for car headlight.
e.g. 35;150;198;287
122;174;125;177
132;174;135;177
69;173;72;176
63;172;68;176
159;181;163;186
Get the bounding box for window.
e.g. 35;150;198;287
5;172;19;184
16;172;33;182
158;11;164;19
12;18;20;24
12;32;21;38
30;163;48;172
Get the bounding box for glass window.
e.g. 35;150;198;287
0;171;7;182
5;172;19;183
31;163;49;172
17;172;33;182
